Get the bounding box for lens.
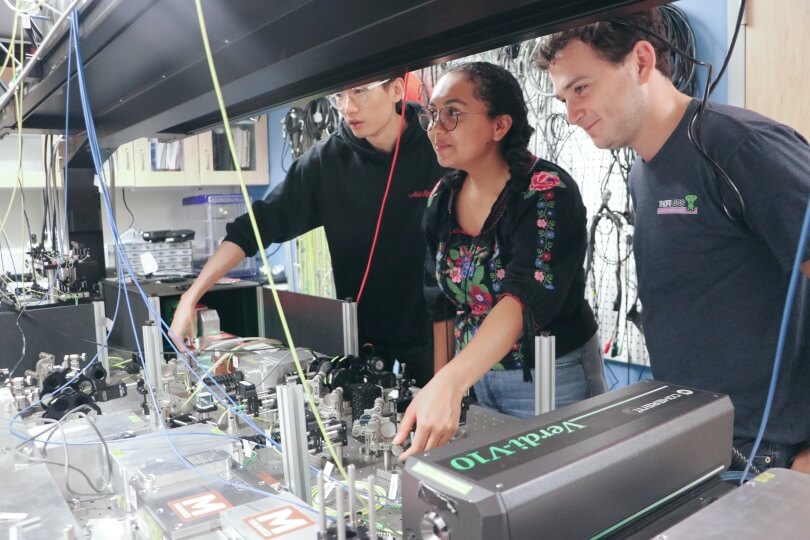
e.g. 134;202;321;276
438;108;458;131
417;109;434;131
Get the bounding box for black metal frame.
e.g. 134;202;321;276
1;0;664;152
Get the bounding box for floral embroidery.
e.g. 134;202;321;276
530;171;560;191
469;285;492;316
438;237;512;367
435;169;565;370
524;171;565;199
488;242;505;295
524;170;560;290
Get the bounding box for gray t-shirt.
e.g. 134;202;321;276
630;98;810;445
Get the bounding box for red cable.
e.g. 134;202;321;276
356;73;410;304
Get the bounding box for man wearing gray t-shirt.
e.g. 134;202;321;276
537;8;810;473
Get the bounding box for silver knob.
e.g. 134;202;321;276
420;511;450;540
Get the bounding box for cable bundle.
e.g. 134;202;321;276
660;4;698;97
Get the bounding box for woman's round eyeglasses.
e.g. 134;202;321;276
417;106;489;132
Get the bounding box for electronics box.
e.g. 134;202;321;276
117;240;193;275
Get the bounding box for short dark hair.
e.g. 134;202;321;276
444;61;535;179
535;8;671;78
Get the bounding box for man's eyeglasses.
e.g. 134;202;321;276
327;79;390;110
417;106;489;132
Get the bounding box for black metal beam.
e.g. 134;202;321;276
1;0;665;151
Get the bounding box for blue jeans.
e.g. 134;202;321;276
472;333;607;419
733;438;803;471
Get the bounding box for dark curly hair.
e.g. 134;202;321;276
535;8;671;78
444;61;535;183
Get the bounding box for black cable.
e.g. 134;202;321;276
41;135;50;250
709;0;746;96
280;136;291;173
266;243;283;257
608;17;747;222
303;97;335;141
9;307;28;377
281;107;306;159
121;186;136;231
660;4;698;97
16;162;38;280
49;135;59;251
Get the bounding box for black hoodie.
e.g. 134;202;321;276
225;103;447;350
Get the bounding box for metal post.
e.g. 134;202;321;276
336;486;346;540
92;300;109;378
317;471;327;535
342;300;359;355
367;474;376;540
142;321;163;429
256;286;266;338
534;333;555;415
277;383;312;503
347;464;356;527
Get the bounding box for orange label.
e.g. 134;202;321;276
167;490;233;522
244;505;315;538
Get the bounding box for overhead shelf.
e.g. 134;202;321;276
0;0;661;152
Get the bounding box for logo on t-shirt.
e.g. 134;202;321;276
657;194;698;215
409;189;432;199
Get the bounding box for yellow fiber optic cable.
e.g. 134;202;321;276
194;0;348;481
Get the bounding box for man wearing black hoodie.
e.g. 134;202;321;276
169;76;447;387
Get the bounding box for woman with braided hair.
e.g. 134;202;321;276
395;61;606;459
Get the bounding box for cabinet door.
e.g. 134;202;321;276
745;0;810;137
133;136;200;187
111;142;136;187
198;115;269;186
0;133;47;188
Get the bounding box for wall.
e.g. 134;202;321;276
0;187;47;275
248;105;294;277
677;0;730;103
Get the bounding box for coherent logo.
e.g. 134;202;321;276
626;389;694;414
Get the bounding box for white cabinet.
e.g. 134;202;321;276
198;115;269;186
131;136;200;187
104;114;269;188
110;142;136;188
0;133;47;188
